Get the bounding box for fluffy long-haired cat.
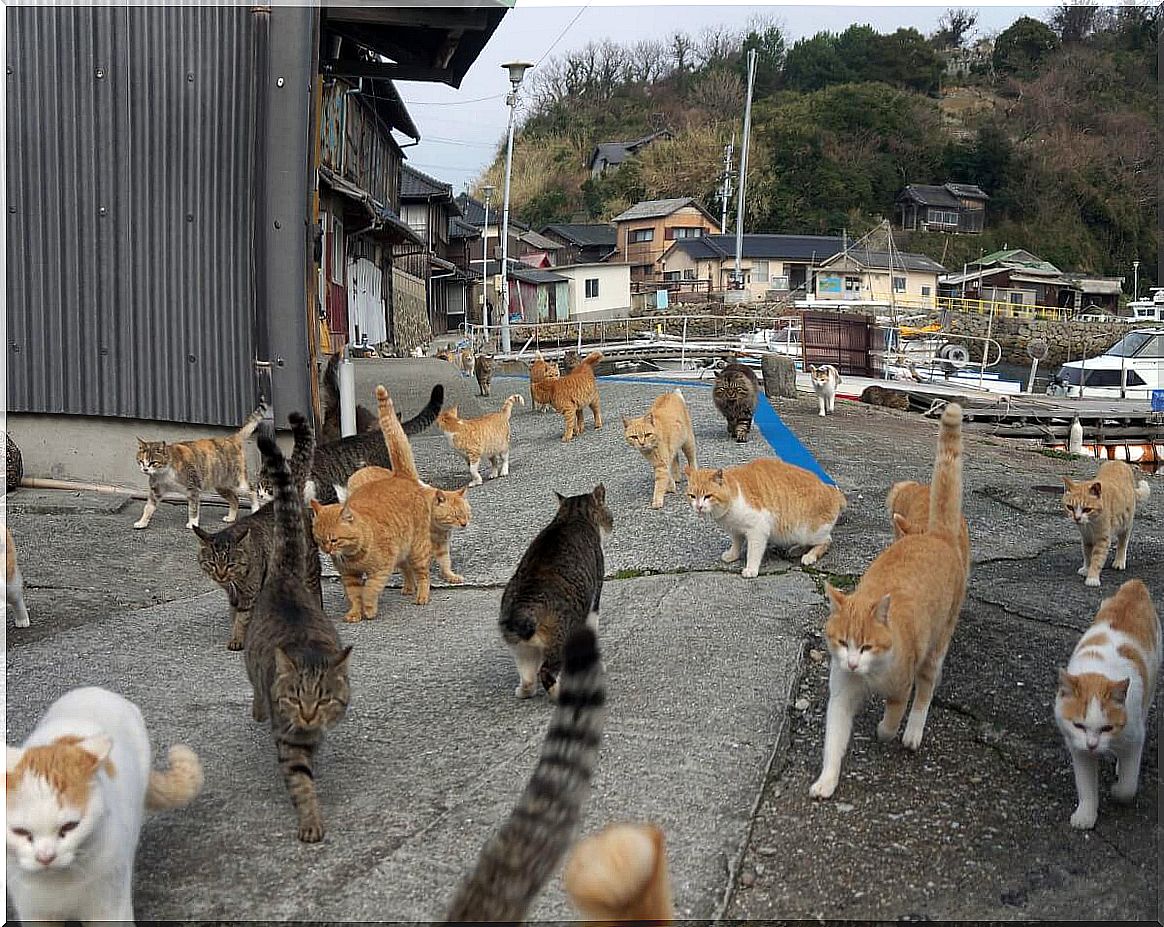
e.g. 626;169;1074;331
1062;460;1152;587
133;402;268;529
5;525;31;628
712;362;759;442
474;354;494;397
1056;579;1160;829
247;433;353;842
686;459;846;575
443;626;606;922
6;686;204;922
319;350;378;443
810;403;967;800
563;822;674;922
859;384;909;410
437;394;525;486
886;479;970;568
499;485;612;699
809;364;841;417
622;389;698;509
533;351;604;442
529;351;561;412
195;413;321;650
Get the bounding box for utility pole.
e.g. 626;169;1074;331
733;49;757;290
720;133;735;233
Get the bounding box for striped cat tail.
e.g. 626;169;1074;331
927;402;963;538
375;385;420;481
402;384;445;436
145;745;204;811
581;351;604;369
287;412;316;496
501;394;525;417
235;402;271;441
257;433;306;579
444;626;607;923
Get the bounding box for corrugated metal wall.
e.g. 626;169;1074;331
6;6;259;425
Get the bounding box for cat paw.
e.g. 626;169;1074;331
132;520;149;530
808;775;838;799
185;520;199;529
741;565;759;578
342;612;363;623
902;725;924;751
1085;575;1101;587
1113;560;1127;571
876;721;898;742
515;684;535;699
222;513;238;524
227;639;244;652
414;593;430;605
297;821;325;843
1111;779;1138;803
445;573;465;584
721;548;741;563
800;550;821;567
818;410;826;418
651;499;665;509
1069;806;1097;830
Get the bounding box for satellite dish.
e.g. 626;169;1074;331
1027;339;1049;361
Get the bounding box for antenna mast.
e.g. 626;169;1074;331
720;133;735;233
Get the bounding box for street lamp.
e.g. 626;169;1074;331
1132;260;1140;302
499;60;533;354
481;184;494;334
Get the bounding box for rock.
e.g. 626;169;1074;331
740;869;756;888
794;697;811;711
809;649;826;663
836;802;855;813
760;353;797;400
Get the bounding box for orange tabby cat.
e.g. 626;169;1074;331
810;403;967;800
886;479;970;568
536;351;604;442
563;823;674;922
437;394;524;486
529;352;560;413
685;459;846;575
622;389;698;509
1062;460;1152;587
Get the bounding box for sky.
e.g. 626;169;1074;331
393;2;1052;194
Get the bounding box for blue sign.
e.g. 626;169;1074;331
656;289;669;310
1152;390;1164;412
818;274;842;294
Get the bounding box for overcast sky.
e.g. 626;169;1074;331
394;3;1051;193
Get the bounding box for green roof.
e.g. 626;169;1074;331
973;248;1060;273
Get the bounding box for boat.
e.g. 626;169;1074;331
1051;328;1164;399
1127;287;1164;323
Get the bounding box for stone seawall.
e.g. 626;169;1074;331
942;312;1153;366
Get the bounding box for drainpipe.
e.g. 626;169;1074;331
252;4;273;412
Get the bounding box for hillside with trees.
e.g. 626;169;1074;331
472;5;1158;291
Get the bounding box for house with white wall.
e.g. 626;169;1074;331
555;263;632;320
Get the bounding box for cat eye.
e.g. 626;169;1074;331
58;821;78;837
860;645;872;653
1073;722;1086;730
12;827;32;840
1100;724;1113;733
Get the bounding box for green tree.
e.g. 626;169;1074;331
783;33;849;91
992;16;1059;79
740;22;786;96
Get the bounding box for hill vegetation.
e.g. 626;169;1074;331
472;6;1158;291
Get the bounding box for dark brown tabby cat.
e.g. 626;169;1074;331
712;363;760;442
443;625;607;922
859;384;910;411
474;354;494;397
319;351;378;443
499;485;612;699
245;430;353;843
194;413;321;651
561;349;582;373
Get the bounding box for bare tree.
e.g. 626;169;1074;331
934;8;978;48
670;30;695;73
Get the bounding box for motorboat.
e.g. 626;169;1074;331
1127;288;1164;323
1051;328;1164;399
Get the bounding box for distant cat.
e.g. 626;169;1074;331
437;394;525;486
529;351;561;413
5;686;204;922
859;384;910;411
459;347;475;377
474;354;494;397
247;432;353;842
195;413;321;650
1062;461;1152;587
5;525;31;628
561;349;582;373
712;363;759;442
563;823;675;922
686;459;846;575
810;404;967;800
886;479;970;568
622;389;698;509
499;485;612;699
534;351;604;442
443;626;606;921
302;384;444;504
809;364;841;417
1055;578;1160;830
133;402;268;529
319;350;378;443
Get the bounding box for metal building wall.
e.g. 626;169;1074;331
6;6;266;426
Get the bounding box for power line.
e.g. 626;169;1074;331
536;1;593;66
401;93;507;106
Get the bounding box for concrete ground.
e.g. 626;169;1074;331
4;357;1161;922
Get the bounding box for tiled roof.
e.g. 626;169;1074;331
898;184;962;208
611;197;708;223
540;223;618;247
511;267;568;284
455;192;528;231
667;233;844;262
825;249;948;274
401;164;453;200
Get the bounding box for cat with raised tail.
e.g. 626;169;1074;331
810;402;968;800
6;686;204;923
563;822;674;922
443;626;607;922
529;351;560;413
1055;578;1160;830
437;394;525;487
809;364;841;417
534;350;604;442
1062;460;1152;587
622;388;698;509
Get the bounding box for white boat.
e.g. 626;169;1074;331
1051;328;1164;399
1127;288;1164;323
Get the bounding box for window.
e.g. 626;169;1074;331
331;216;344;285
1009;292;1026;305
663;271;681;282
668;227;703;239
844;276;861;292
683;269;697;280
770;276;790;290
893;276;906;293
926;208;959;225
630;228;654;243
921;285;932;297
753;261;769;284
585;277;600;298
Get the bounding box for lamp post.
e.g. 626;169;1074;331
1132;260;1140;302
480;184;494;336
499;60;533;354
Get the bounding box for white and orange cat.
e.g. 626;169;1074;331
1055;578;1160;829
685;459;846;575
622;389;698;509
6;687;204;923
810;403;968;799
437;394;525;486
809;364;841;417
5;525;31;628
1062;460;1151;586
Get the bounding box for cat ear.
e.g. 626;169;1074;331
1057;668;1076;695
434;490;446;504
76;734;113;766
554;491;566;505
235;525;251;542
1088;482;1102;498
892;513;915;536
810;365;817;374
1061;476;1074;489
192;526;211;542
1108;678;1130;704
622;414;630;427
7;746;23;772
339;506;355;523
712;469;725;485
683;464;694;478
592;484;606;504
824;584;847;610
331;645;353;672
309;499;323;514
646;412;654;425
873;594;891;626
137;436;148;445
274;647;296;678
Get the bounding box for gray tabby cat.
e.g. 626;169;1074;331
500;485;612;699
474;354;494;397
712;363;760;442
246;430;353;843
320;350;378;443
859;384;910;411
194;413;321;651
444;625;607;922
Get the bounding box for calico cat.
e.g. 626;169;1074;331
474;354;494;397
563;823;674;922
247;433;353;842
195;413;321;651
459;347;475;377
1055;578;1160;829
622;389;698;509
319;350;378;443
5;525;31;628
443;626;606;922
499;485;612;699
303;383;444;504
810;403;967;800
5;686;204;923
809;364;841;417
859;384;910;411
886;479;970;568
686;459;847;575
437;394;525;486
534;351;604;442
529;351;561;413
1062;461;1152;587
712;363;759;442
133;402;268;529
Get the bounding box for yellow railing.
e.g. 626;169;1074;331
935;295;1072;322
